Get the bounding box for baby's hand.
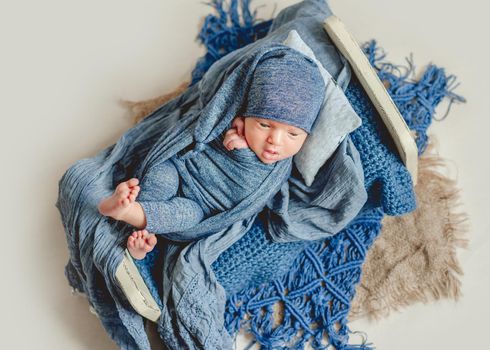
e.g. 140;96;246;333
224;117;248;151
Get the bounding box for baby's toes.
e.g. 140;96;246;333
146;234;157;247
127;236;135;248
143;235;157;252
115;181;129;194
127;178;139;188
116;187;130;202
137;237;146;249
129;188;139;201
132;186;140;195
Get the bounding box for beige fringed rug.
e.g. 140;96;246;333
123;84;469;324
349;141;469;320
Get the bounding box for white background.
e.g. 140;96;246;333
1;0;488;349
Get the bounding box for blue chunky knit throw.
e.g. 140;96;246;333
133;1;464;349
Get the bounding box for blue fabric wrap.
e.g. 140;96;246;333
57;1;371;348
240;52;326;133
138;134;280;236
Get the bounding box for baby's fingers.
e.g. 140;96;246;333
223;132;239;150
225;136;241;150
225;128;238;137
225;139;237;151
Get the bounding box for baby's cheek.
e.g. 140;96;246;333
294;138;307;152
284;143;303;158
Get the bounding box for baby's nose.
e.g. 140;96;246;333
268;129;286;145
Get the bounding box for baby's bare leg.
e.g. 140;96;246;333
127;229;157;260
98;178;147;229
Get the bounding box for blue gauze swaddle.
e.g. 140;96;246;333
57;39;368;349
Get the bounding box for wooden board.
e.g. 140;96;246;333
324;15;418;185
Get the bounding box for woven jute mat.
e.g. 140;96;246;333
349;140;468;320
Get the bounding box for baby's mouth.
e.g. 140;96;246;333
263;149;279;160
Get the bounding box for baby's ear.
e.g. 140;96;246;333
232;117;245;136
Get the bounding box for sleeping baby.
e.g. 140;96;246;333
98;52;325;259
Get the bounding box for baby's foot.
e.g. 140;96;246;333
127;229;157;260
98;178;140;220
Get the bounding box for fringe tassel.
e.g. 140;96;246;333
223;209;384;349
362;40;466;153
191;0;273;85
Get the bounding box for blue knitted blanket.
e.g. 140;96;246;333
176;1;463;349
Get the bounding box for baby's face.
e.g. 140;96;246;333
243;117;308;164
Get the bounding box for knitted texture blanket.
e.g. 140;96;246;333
145;1;461;349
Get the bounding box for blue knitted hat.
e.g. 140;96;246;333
240;51;325;133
